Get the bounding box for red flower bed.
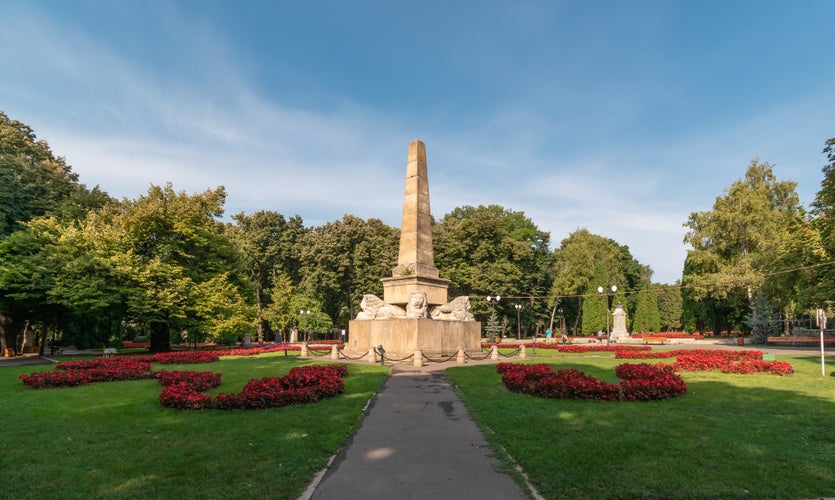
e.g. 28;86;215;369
20;358;153;389
496;362;687;401
614;349;794;375
162;364;349;410
18;370;93;389
152;351;220;364
155;370;222;391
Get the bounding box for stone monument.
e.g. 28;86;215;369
347;140;481;355
610;303;629;342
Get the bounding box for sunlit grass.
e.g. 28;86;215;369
447;353;835;499
1;354;388;500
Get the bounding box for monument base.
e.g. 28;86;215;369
348;319;481;355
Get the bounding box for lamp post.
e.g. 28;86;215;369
299;309;311;342
486;295;501;341
514;303;522;340
597;285;617;344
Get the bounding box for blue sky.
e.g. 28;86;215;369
3;1;834;284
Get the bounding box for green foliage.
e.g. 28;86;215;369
550;229;647;335
745;289;777;344
807;137;835;307
230;211;306;339
683;159;807;330
484;309;501;339
656;283;683;331
632;285;661;333
582;264;609;334
299;215;399;328
433;204;552;327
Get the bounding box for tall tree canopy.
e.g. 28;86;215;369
682;159;806;332
0;112;111;352
300;215;399;328
230;211;306;340
433;205;552;335
549;229;647;335
807;137;835;307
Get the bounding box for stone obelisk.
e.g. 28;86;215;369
347;140;480;355
381;140;450;307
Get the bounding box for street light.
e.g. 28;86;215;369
486;295;501;341
597;285;617;344
299;309;311;342
514;304;522;340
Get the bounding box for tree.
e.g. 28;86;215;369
77;183;252;351
632;286;661;333
0;111;111;352
582;264;609;334
745;289;776;344
433;205;552;332
230;211;306;341
656;283;683;331
683;159;806;330
807;137;835;307
300;215;399;328
548;229;647;335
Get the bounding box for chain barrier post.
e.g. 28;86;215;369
331;345;338;360
519;344;527;359
300;343;309;358
413;349;422;367
457;346;465;364
368;347;377;363
491;345;499;361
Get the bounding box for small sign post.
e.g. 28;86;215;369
816;308;826;378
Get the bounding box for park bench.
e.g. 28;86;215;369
643;336;668;345
103;348;118;358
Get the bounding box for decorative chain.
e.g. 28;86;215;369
463;350;492;361
307;348;332;357
336;349;369;360
421;352;458;363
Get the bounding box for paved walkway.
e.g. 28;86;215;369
304;365;531;500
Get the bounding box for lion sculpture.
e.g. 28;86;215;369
430;296;474;321
355;294;406;320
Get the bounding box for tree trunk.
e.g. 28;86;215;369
149;321;171;352
0;312;13;353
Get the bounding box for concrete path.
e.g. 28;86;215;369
304;367;529;500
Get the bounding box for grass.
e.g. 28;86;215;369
4;349;834;499
0;352;389;499
446;353;835;499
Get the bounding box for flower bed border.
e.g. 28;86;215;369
19;353;349;411
497;362;688;401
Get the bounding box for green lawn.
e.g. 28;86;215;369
446;353;835;499
4;350;834;499
0;353;389;500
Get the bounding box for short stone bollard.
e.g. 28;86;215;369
300;343;309;358
519;345;527;359
368;347;377;364
413;349;422;367
331;345;338;360
457;346;465;364
491;345;499;361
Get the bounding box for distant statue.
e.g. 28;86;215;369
405;291;429;319
430;296;474;321
356;294;406;320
